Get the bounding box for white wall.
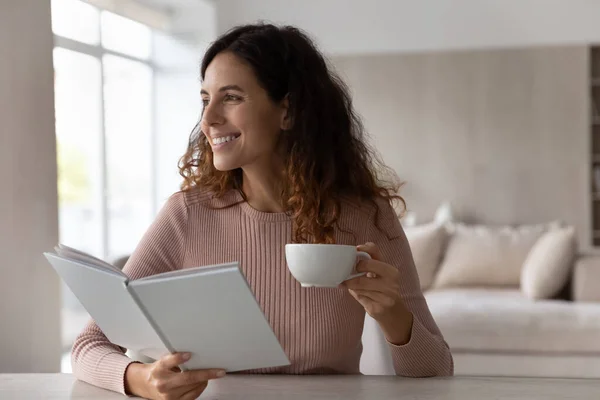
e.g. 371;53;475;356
168;0;217;48
0;0;61;372
217;0;600;55
333;46;590;248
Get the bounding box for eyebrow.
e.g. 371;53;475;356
200;85;245;95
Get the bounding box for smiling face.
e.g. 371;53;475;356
200;51;288;172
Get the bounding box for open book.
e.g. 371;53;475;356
44;245;290;372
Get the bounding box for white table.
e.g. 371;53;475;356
2;374;600;399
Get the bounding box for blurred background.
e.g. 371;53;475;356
2;0;600;379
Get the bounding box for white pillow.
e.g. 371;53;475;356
434;202;454;225
432;222;549;289
404;222;446;290
520;226;577;300
401;211;417;228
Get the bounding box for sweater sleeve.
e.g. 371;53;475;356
70;192;189;394
368;198;454;377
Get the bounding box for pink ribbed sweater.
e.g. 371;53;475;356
71;189;453;394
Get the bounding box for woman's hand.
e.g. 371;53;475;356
124;352;225;400
339;242;414;345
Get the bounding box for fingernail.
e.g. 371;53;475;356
216;370;226;377
367;272;376;278
182;353;191;361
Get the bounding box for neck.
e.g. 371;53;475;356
241;160;285;213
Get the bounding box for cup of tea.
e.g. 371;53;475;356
285;244;371;287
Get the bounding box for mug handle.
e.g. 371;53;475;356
342;251;372;282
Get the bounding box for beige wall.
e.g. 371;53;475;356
333;46;590;249
0;0;61;371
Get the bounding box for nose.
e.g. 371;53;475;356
201;100;225;129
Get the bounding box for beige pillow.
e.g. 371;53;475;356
520;226;577;300
432;222;549;289
404;222;446;290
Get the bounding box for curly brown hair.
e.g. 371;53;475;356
179;23;405;244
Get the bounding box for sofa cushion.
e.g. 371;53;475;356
404;222;446;290
573;256;600;302
520;226;577;300
432;222;549;289
425;288;600;354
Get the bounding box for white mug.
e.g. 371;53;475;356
285;244;372;288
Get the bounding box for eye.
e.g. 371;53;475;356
224;94;243;102
201;98;209;107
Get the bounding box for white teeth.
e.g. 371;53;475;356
212;135;238;145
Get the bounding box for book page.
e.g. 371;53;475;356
128;263;290;372
55;244;123;276
44;253;165;353
133;262;239;283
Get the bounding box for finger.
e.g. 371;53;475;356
357;242;383;261
158;352;191;371
171;369;226;388
342;275;397;296
180;381;209;400
355;259;399;280
342;275;384;292
348;289;376;309
351;289;397;308
347;288;363;303
348;288;384;303
349;290;389;317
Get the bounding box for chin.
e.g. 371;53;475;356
213;158;241;172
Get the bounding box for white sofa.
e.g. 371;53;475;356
360;220;600;378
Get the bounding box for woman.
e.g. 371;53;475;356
71;23;453;399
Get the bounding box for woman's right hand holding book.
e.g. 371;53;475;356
124;352;226;399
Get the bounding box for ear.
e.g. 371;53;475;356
279;94;292;131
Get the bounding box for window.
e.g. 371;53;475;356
103;55;153;259
54;48;104;258
101;12;152;60
53;48;105;366
51;0;202;372
51;0;100;45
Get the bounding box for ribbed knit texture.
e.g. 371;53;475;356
71;189;453;394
